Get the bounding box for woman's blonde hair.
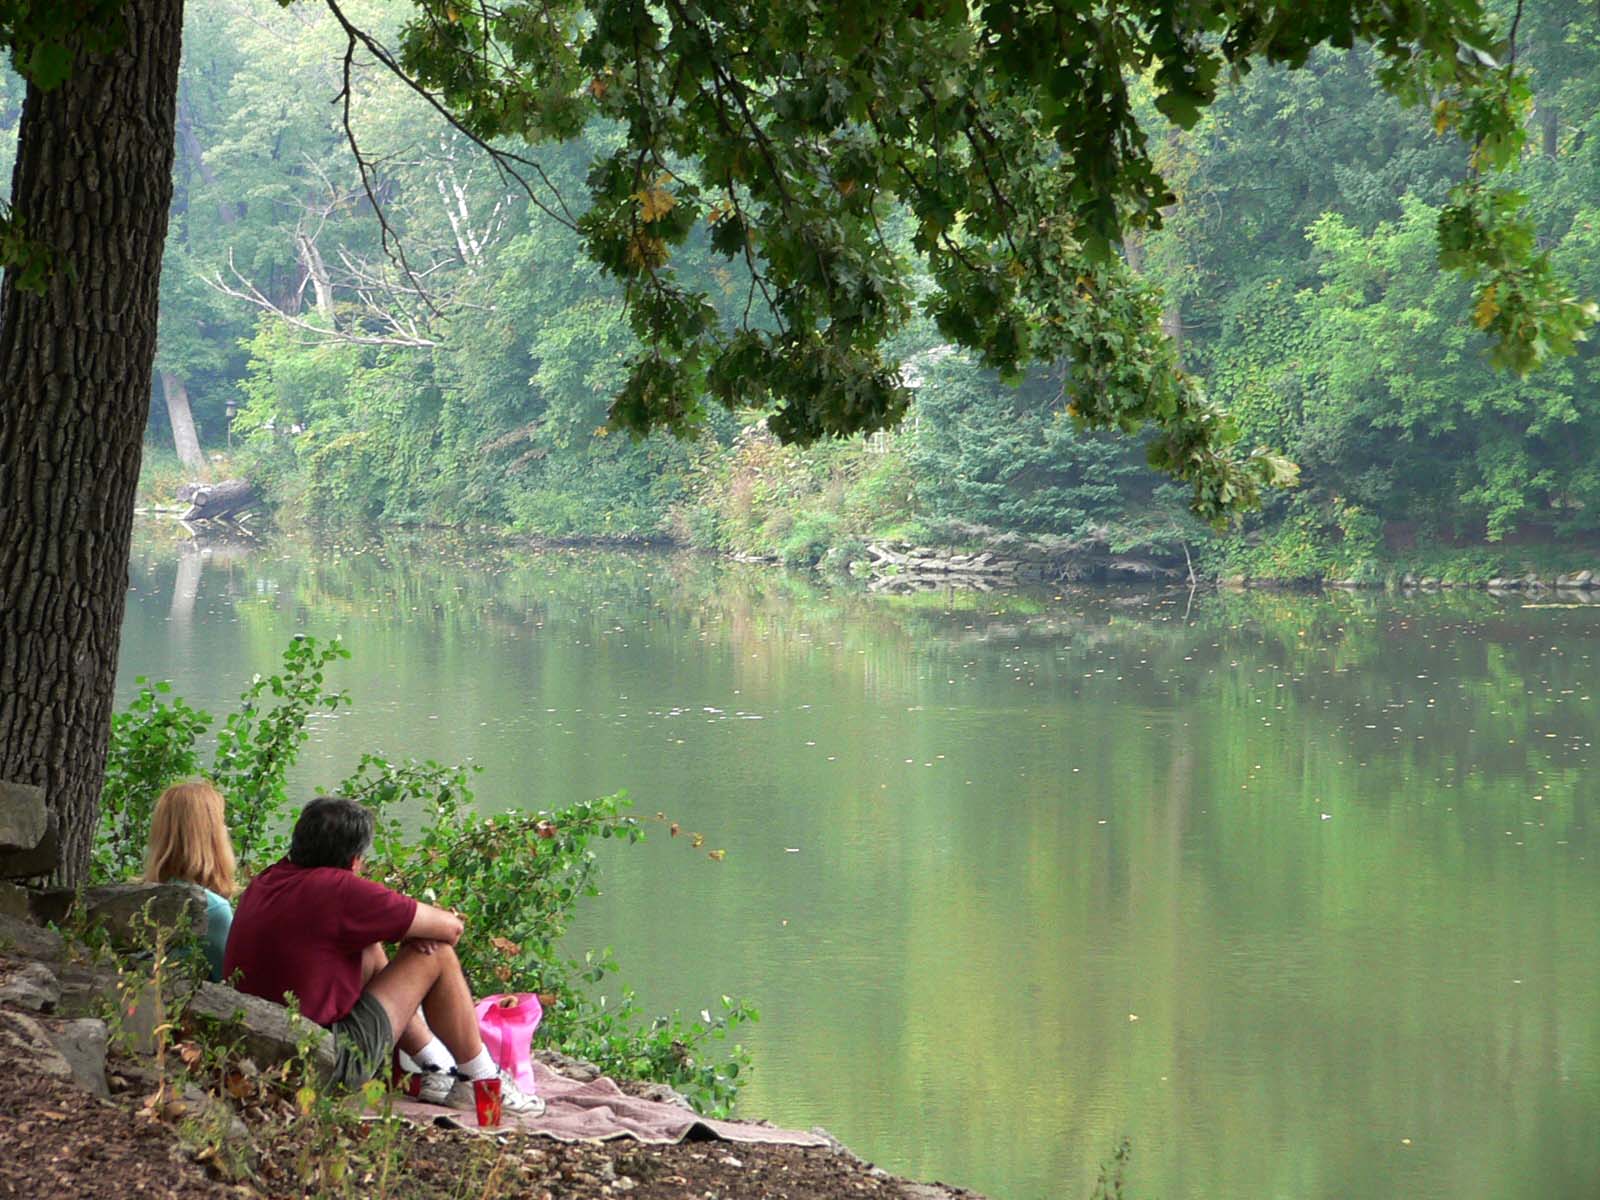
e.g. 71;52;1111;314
144;781;236;898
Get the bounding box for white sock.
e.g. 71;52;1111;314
455;1047;497;1081
411;1036;457;1074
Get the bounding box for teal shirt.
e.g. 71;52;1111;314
203;888;233;983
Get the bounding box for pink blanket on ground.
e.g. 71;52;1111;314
385;1061;826;1147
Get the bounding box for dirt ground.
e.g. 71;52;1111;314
0;1059;224;1200
0;1034;982;1200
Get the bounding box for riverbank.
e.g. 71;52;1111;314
138;443;1600;597
0;910;985;1200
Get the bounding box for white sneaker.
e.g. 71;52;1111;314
415;1069;456;1106
445;1069;546;1116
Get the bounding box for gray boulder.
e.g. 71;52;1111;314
185;982;336;1081
44;1017;110;1098
0;1008;76;1087
54;959;122;1019
82;882;208;948
0;960;62;1013
0;881;73;926
0;912;65;962
0;881;31;922
0;781;48;854
0;810;59;879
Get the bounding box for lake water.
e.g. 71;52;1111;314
118;524;1600;1200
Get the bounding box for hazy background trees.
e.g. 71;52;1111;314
10;0;1596;566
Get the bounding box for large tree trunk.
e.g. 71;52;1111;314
0;0;186;886
176;93;240;225
160;368;205;471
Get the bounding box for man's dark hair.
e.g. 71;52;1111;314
288;796;374;869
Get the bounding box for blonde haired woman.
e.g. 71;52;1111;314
144;781;237;981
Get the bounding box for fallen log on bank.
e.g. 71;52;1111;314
179;478;255;523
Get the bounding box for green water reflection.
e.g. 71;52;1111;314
119;524;1600;1200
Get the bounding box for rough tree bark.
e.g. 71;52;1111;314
0;0;186;886
160;368;205;471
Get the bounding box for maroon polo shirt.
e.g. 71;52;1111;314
223;860;417;1026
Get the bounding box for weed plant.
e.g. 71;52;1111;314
96;635;755;1116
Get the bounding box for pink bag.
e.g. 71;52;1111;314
474;993;543;1094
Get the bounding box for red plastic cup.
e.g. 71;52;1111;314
473;1077;503;1127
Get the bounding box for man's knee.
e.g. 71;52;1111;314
395;941;460;975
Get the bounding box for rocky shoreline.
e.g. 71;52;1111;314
0;780;985;1200
1236;568;1600;593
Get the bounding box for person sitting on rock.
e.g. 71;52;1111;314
144;780;236;983
223;795;541;1112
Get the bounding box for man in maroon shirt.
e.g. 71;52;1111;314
225;796;540;1112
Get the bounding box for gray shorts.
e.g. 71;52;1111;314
328;991;393;1089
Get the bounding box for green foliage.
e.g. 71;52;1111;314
1204;496;1382;583
90;0;1597;569
907;351;1188;543
101;0;1590;524
99;639;754;1115
211;635;352;866
779;510;842;567
1155;12;1600;571
19;0;1588;571
0;0;127;89
676;425;914;561
352;755;756;1115
99;635;350;878
388;0;1559;519
97;681;212;884
135;446;194;509
0;199;63;294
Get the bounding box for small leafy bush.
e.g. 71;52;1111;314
98;635;350;880
99;639;755;1115
779;510;842;566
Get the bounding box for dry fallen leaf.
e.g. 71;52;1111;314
707;849;726;861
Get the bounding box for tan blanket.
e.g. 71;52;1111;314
384;1061;826;1147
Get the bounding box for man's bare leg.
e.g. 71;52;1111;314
364;942;484;1064
361;943;432;1056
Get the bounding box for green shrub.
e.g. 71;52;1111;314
99;639;754;1116
779;510;842;566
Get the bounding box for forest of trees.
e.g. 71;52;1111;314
10;0;1595;581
